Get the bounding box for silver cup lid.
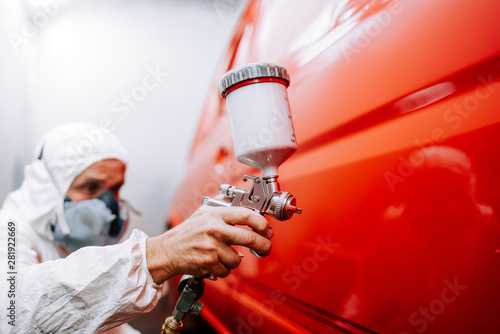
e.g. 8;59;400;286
219;62;290;98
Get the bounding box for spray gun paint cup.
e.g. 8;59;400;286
219;62;297;178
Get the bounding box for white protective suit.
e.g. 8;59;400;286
0;123;163;333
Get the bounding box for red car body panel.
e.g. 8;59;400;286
168;0;500;333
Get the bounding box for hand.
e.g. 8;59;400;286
146;206;273;284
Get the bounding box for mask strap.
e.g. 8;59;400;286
40;154;71;236
121;198;142;216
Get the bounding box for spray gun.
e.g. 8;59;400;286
162;62;301;334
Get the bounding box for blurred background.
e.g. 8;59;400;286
0;0;247;240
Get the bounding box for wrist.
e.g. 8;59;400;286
146;235;177;284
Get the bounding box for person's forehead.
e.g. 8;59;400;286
77;159;126;183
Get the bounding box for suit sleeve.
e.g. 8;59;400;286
0;228;164;334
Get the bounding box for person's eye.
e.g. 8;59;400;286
83;183;102;195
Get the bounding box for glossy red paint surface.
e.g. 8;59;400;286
169;0;500;332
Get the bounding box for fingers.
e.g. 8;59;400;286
195;244;242;278
223;226;272;257
215;246;243;278
200;206;273;257
217;206;274;239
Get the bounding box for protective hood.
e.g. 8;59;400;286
1;122;128;241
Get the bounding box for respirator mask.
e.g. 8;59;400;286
53;190;129;252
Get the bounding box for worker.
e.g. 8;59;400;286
0;122;273;333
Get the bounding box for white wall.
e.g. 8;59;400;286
0;1;31;198
0;0;246;236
